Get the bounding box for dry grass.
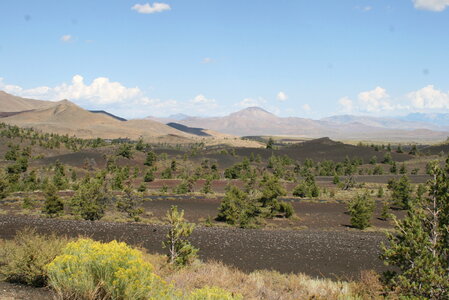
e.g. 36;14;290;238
143;253;373;300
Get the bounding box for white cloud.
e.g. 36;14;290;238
131;2;171;14
0;75;141;105
190;94;215;105
201;57;213;64
337;85;449;115
338;97;354;113
357;86;394;112
0;76;230;118
276;91;288;101
302;104;311;112
235;98;266;108
407;85;449;109
60;35;72;42
413;0;449;11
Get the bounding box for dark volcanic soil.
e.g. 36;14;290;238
0;215;389;280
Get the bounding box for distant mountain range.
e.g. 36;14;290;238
0;91;251;146
2;90;449;143
148;107;449;142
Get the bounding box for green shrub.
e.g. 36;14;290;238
217;185;260;228
47;239;175;300
278;201;294;218
188;286;243;300
0;228;68;287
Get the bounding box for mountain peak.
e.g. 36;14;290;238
231;106;276;119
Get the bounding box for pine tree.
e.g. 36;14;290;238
201;179;213;194
144;170;155;182
117;184;144;221
388;175;413;209
163;205;198;266
70;175;108;221
42;183;64;217
381;159;449;298
0;172;9;199
266;137;274;149
144;151;157;166
348;192;375;229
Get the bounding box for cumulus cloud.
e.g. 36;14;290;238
190;94;215;105
357;86;394;112
0;75;141;104
0;76;229;118
413;0;449;11
131;2;171;14
337;85;449;115
407;85;449;109
60;35;72;42
276;91;288;101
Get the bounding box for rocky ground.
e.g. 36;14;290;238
0;214;388;279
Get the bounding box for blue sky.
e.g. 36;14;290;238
1;0;449;119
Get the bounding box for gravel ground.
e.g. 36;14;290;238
0;282;53;300
0;215;389;280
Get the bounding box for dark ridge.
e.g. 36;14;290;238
0;110;33;118
89;110;127;121
420;142;449;155
167;122;211;137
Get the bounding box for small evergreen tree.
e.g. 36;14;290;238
0;172;8;199
70;176;108;221
116;143;133;159
163;205;198;266
201;179;213;194
388;175;413;209
144;169;155;182
117;184;144;221
144;151;157;166
382;152;393;164
381;159;449;298
380;199;390;221
266;137;274;149
42;183;64;217
348;192;375;230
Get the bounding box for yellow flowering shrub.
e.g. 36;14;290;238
46;239;176;300
188;286;243;300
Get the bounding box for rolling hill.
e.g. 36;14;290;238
171;107;449;142
0;90;55;112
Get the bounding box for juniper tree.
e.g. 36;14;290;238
381;158;449;299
